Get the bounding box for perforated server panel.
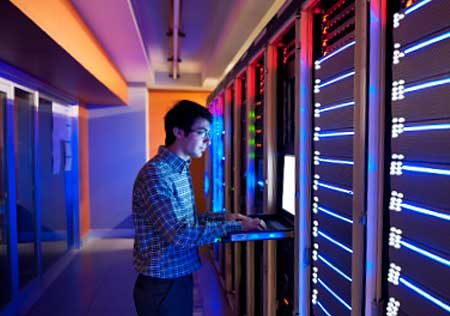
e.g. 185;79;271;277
386;1;450;315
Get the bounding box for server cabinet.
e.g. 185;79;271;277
386;1;450;315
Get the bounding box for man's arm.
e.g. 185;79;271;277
140;177;241;248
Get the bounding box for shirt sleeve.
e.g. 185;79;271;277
140;172;241;248
197;211;227;224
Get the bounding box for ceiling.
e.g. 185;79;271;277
71;0;288;91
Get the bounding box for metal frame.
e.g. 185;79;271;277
352;0;370;314
297;1;316;314
263;43;278;316
0;78;19;311
223;87;234;295
245;64;256;316
365;1;388;315
0;73;79;314
233;75;243;315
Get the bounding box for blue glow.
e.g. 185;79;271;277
401;239;450;267
404;77;450;94
401;202;450;222
204;170;210;196
318;231;353;254
317;301;333;316
211;114;225;212
404;0;432;15
402;164;450;177
318;71;355;89
404;31;450;55
318;278;352;311
318;158;354;165
318;206;353;224
317;182;353;195
317;41;356;64
318;254;352;282
319;101;355;113
230;231;288;242
403;123;450;133
318;131;354;138
257;180;265;187
400;277;450;313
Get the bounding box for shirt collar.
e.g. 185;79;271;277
158;146;191;173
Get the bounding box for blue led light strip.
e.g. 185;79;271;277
318;278;352;311
404;31;450;55
318;71;355;89
318;131;354;138
319;101;355;113
317;301;333;316
404;0;432;15
404;77;450;94
318;231;353;254
317;182;353;195
403;123;450;133
401;202;450;222
318;158;354;165
402;164;450;177
318;206;353;224
317;41;356;64
399;277;450;313
400;239;450;268
318;254;352;282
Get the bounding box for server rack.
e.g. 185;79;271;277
299;0;368;315
386;1;450;315
310;1;357;315
272;23;297;316
223;84;236;305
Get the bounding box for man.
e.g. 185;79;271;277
132;100;266;316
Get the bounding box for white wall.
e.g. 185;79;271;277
87;85;147;233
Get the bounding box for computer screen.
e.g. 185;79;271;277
282;155;296;215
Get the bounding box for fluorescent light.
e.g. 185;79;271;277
317;182;353;195
401;202;450;222
318;206;353;224
404;0;432;15
318;71;355;89
318;231;353;254
402;164;450;177
317;41;356;64
318;131;354;138
404;77;450;94
317;301;333;316
400;277;450;313
401;240;450;267
318;158;354;165
318;278;352;311
318;254;352;282
319;101;355;113
404;31;450;55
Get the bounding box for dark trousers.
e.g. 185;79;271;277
133;273;193;316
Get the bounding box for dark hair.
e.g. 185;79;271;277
164;100;213;146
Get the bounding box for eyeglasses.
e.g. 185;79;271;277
189;128;210;139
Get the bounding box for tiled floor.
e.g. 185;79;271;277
24;238;231;316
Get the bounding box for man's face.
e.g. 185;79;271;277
176;118;211;159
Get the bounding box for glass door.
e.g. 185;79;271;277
0;80;12;308
14;87;37;289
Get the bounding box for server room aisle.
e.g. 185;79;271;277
24;239;231;316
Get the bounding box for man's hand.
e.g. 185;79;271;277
241;218;267;231
225;213;248;221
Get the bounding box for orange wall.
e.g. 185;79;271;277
11;0;128;104
148;90;211;212
79;105;90;238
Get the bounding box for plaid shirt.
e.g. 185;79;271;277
132;146;241;278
